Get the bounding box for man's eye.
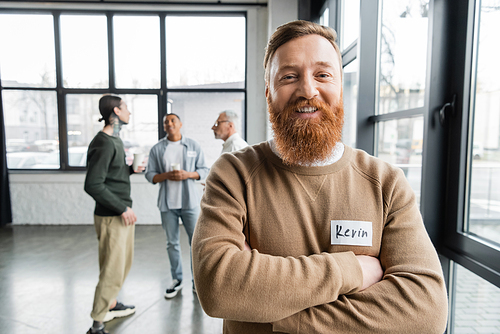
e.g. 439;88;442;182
282;75;295;80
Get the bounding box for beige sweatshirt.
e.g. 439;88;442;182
192;142;448;334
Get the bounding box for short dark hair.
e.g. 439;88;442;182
99;95;122;125
164;113;181;122
263;20;341;83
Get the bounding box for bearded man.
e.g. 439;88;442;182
192;20;448;334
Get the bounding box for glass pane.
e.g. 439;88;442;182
66;94;100;167
451;263;500;333
113;15;160;89
341;0;360;50
0;14;56;88
3;90;59;169
320;7;330;27
66;94;158;167
342;59;358;148
467;1;500;245
378;0;429;114
166;16;245;88
119;95;159;165
167;92;245;167
376;117;423;204
60;15;108;88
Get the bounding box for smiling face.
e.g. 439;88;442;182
266;34;344;166
164;114;182;140
266;34;342;119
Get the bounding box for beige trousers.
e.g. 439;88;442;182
90;214;135;321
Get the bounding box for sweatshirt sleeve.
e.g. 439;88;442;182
192;155;364;323
271;171;448;334
84;138;127;215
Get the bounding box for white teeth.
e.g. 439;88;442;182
297;107;317;113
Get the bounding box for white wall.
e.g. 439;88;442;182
268;0;299;38
8;1;301;225
246;6;269;145
10;173;162;225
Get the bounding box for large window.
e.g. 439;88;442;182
373;0;429;198
166;16;245;89
330;0;500;332
1;11;246;170
466;0;500;245
442;0;500;291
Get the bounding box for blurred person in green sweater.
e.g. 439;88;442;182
84;95;143;334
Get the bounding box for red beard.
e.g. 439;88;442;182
268;96;344;166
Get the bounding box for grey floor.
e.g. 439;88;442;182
0;225;223;334
3;225;500;334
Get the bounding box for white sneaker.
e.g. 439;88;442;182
164;279;183;298
102;302;135;322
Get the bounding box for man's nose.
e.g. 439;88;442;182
297;76;319;100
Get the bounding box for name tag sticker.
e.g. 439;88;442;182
331;220;372;246
187;151;197;158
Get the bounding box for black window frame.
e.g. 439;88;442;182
440;0;500;288
0;7;248;171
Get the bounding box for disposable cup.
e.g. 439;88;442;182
133;153;145;171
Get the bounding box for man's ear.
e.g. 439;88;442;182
265;84;269;98
113;106;121;117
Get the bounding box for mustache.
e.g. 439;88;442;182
285;98;328;110
283;98;330;114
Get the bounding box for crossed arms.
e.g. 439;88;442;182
192;151;448;333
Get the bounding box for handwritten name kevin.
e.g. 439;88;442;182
335;225;369;239
330;220;372;246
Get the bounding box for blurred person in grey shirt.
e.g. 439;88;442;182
211;110;249;154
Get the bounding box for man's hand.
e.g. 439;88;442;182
121;207;137;226
356;255;383;291
168;169;190;181
153;170;200;184
134;165;146;173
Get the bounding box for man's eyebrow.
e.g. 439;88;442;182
315;61;335;68
277;64;299;72
277;61;336;72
